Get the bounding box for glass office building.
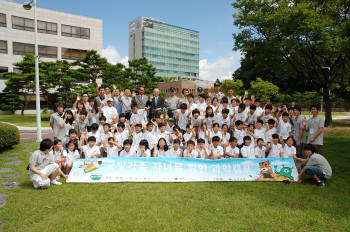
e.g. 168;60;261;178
129;17;199;79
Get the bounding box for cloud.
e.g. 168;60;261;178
101;45;129;67
199;51;242;81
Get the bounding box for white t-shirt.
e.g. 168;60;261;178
183;149;199;158
234;111;247;122
132;131;144;148
106;144;119;157
82;145;100;158
190;115;202;127
211;146;224;157
225;146;239;158
234;129;246;145
265;127;277;141
144;131;157;148
183;132;194;144
176;109;189;131
284;145;296;158
155;149;168;157
268;143;283;158
254;128;266;142
278;120;292;140
102;106;118;124
197;148;209;159
130;109;147;126
215;114;231;128
87;131;101;144
63;149;80;162
255;146;266;158
50;149;63;161
221;133;230;146
136;149;151;157
157;131;171;145
119;147;136;157
210;130;222;141
166;148;182;158
115;130;129;147
241;145;256;158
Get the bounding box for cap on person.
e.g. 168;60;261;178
168;118;175;122
169;87;176;92
197;87;203;92
107;97;114;102
214;82;221;87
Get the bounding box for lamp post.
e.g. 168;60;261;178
23;0;42;142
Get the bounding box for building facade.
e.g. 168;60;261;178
0;0;103;91
129;17;199;80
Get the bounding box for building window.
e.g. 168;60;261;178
39;45;57;58
0;40;7;54
61;48;87;60
38;20;57;35
13;42;34;55
12;16;34;31
61;24;90;39
0;13;6;27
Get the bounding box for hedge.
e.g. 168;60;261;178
0;123;20;151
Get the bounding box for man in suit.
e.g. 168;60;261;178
132;86;149;109
148;88;164;119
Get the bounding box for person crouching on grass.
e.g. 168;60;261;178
297;144;332;187
28;139;62;189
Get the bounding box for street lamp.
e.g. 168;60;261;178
23;0;42;142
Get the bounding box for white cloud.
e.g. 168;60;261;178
199;51;242;81
101;45;129;67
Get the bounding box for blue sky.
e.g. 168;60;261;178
34;0;241;80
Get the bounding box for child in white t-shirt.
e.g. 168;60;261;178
80;135;101;159
183;140;199;158
240;136;257;158
225;137;240;158
267;134;284;158
119;139;136;157
278;112;292;141
255;138;267;158
63;140;80;174
210;123;222;141
166;139;183;157
102;137;119;157
254;119;266;142
196;138;209;159
282;136;296;158
136;139;151;157
209;136;224;160
233;120;246;147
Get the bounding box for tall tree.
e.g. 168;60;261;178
232;0;350;126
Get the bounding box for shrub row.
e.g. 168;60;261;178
0;123;20;151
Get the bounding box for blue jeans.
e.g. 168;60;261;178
301;163;325;179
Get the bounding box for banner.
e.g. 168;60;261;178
66;157;298;183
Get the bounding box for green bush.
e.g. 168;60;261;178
0;123;20;151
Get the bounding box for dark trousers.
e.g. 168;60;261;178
301;162;325;179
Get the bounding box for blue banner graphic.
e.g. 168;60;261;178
66;157;298;183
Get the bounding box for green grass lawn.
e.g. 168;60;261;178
0;137;349;232
0;114;51;127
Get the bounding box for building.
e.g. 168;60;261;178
158;79;215;96
129;17;199;80
0;0;103;91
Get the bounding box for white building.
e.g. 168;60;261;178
0;0;103;91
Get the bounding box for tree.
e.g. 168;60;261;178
127;58;163;93
250;78;279;103
0;93;23;113
220;79;244;95
232;0;350;126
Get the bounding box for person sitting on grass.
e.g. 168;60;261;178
28;139;62;189
298;144;332;187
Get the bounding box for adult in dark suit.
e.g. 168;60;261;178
132;86;149;109
148;88;164;119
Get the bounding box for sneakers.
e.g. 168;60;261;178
50;180;62;185
316;181;325;187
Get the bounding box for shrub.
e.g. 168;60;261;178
0;123;20;151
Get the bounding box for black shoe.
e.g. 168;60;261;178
316;181;325;187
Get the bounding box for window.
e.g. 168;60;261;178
12;16;34;31
0;40;7;54
61;48;87;60
61;24;90;39
38;45;57;58
13;42;34;55
0;13;6;27
37;20;57;35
